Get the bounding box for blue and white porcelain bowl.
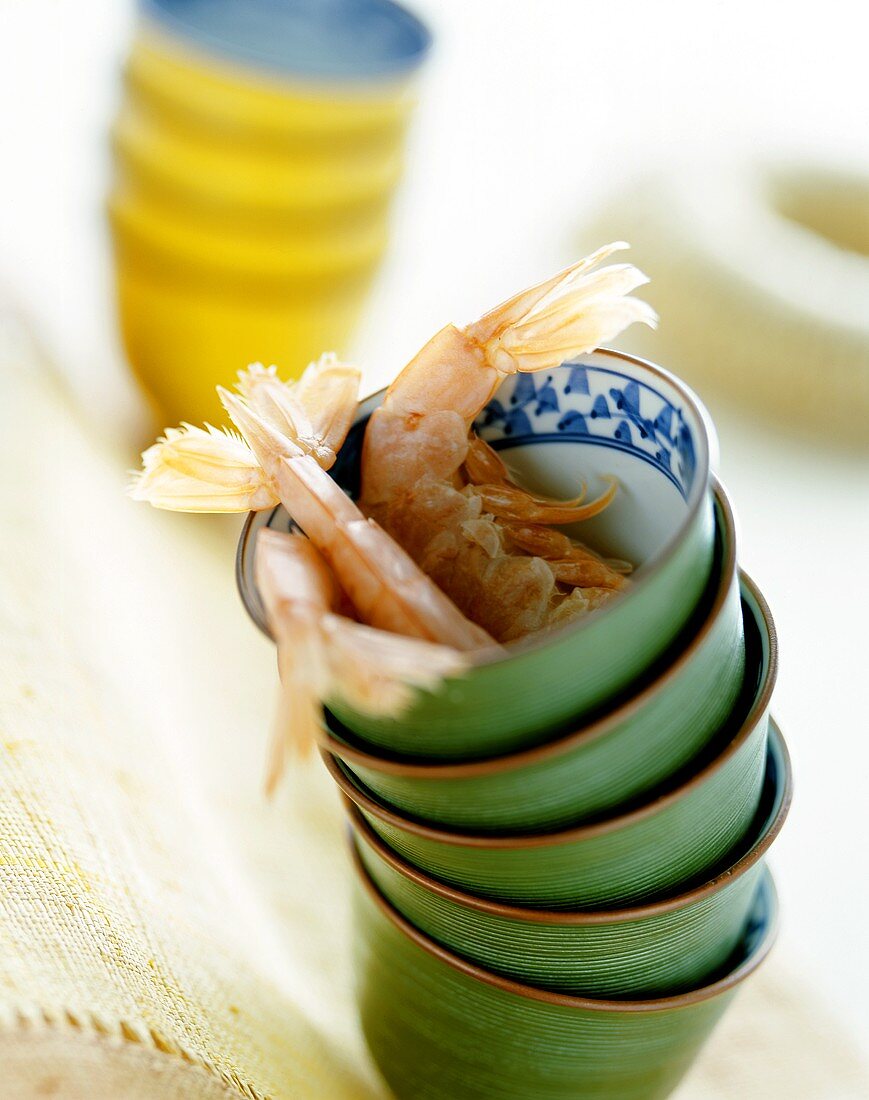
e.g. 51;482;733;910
474;349;715;579
238;348;718;758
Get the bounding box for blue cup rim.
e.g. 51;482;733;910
139;0;432;82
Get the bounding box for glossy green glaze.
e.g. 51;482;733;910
353;856;778;1100
329;491;715;756
326;489;743;830
328;574;775;907
350;721;790;997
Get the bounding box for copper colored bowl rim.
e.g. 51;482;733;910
345;718;790;924
320;477;736;778
322;567;777;850
352;838;779;1012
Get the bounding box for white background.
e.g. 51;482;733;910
1;0;868;1058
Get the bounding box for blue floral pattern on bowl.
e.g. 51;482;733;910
474;360;697;500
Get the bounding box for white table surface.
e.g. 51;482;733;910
2;0;867;1061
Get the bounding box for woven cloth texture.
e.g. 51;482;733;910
1;311;867;1098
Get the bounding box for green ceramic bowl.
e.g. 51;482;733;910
238;349;716;758
326;571;776;908
350;720;790;998
353;847;778;1100
322;482;742;831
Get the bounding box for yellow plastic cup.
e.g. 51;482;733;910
125;21;421;147
114;258;378;427
108;183;389;280
109;0;429;425
109;187;386;425
111;96;404;225
112;147;396;239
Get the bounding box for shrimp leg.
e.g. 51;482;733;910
462;433;617;524
470;477;617;525
463;434;586;512
499;522;628;590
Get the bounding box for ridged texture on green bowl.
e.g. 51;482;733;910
329;491;716;757
355;829;765;997
350;723;787;997
356;707;769;907
336;555;745;832
353;868;777;1100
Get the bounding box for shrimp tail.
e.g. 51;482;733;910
132;351;360;513
218;386;304;479
129;422;280;512
236;354;361;470
466;242;658;375
255;528;473;791
323;616;470;716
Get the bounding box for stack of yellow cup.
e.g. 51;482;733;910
108;0;430;424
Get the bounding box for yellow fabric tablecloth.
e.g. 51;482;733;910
1;310;867;1098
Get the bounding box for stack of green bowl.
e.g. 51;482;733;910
238;345;792;1098
107;0;430;426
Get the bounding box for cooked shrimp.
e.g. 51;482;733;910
132;359;495;781
130;354;359;511
255;529;468;792
237;355;360;471
218;386;495;652
500;522;630;590
132;355;495;653
359;242;657;642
